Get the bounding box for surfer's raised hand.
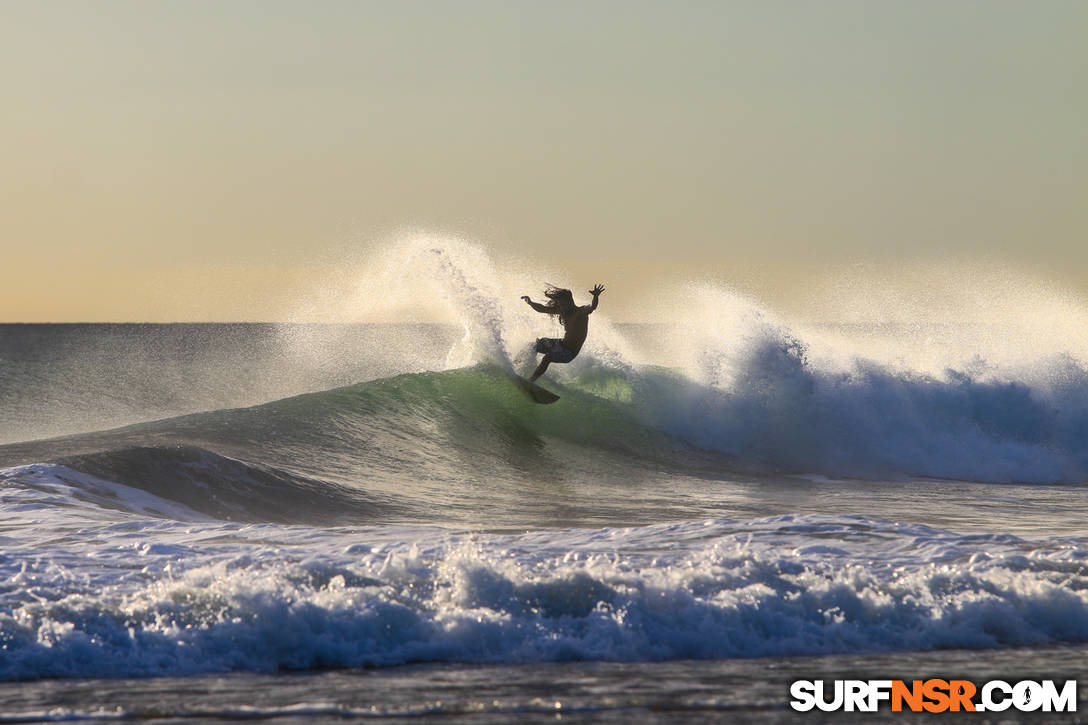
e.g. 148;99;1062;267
586;284;604;313
521;295;531;302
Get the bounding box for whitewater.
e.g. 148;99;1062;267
3;236;1088;722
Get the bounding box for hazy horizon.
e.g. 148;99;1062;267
3;1;1086;322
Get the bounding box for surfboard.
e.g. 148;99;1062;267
507;372;560;404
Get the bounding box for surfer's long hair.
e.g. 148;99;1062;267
542;286;577;325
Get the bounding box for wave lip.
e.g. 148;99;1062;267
2;516;1087;680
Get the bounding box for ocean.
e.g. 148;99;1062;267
4;258;1088;722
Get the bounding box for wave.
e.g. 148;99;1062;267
334;236;1088;484
629;339;1088;484
3;352;1088;529
0;365;720;526
5;238;1088;492
2;515;1087;679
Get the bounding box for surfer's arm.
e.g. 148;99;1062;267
521;297;551;314
585;284;604;314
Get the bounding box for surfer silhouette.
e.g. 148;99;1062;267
521;284;604;382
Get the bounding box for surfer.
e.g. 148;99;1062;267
521;284;604;382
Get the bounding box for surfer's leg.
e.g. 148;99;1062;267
530;355;552;382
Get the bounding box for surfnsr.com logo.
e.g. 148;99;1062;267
790;679;1076;713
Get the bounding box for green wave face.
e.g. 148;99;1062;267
249;364;719;482
0;364;743;529
0;365;727;525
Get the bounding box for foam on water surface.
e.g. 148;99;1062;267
3;508;1088;680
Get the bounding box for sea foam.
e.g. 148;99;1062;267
2;514;1087;680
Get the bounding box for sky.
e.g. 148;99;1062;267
2;0;1086;321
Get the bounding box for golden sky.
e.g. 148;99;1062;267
2;1;1086;321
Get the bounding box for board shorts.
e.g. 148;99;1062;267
535;337;577;363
